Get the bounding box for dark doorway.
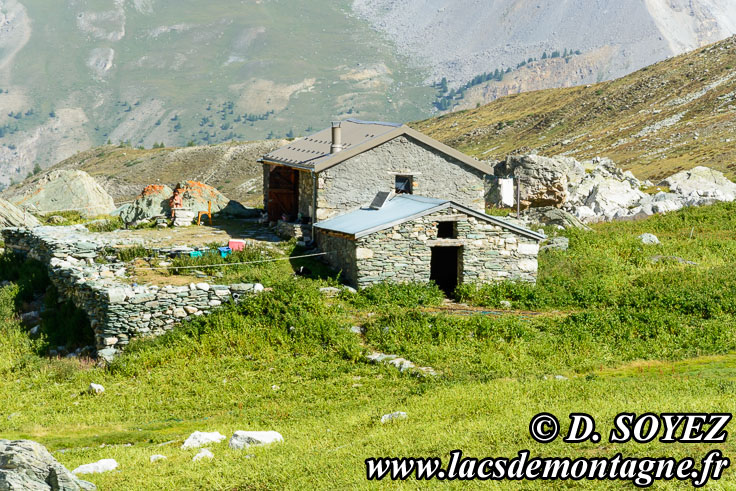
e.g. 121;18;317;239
267;166;299;222
430;246;461;296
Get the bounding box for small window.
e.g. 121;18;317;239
437;221;456;239
395;175;413;194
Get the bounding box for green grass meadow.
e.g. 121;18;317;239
2;203;736;488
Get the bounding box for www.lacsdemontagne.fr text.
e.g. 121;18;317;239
365;449;729;487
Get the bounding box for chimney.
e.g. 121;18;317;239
330;121;343;154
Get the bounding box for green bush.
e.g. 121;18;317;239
0;284;40;375
346;282;444;309
110;280;362;376
0;255;49;304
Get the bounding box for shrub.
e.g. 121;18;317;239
347;282;444;309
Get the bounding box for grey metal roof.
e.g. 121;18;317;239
314;194;545;241
260;119;493;175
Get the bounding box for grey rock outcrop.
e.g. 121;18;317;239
0;198;40;229
119;185;172;225
565;158;647;222
0;439;96;490
660;166;736;200
493;153;736;223
6;170;115;218
494;154;585;208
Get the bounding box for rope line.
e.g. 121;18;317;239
131;252;329;270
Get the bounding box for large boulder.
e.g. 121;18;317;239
0;439;96;490
660;166;736;200
493;154;585;209
119;185;173;225
581;179;648;221
174;181;230;215
0;198;41;229
563;158;647;222
8;170;115;218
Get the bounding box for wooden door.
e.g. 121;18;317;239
267;166;299;222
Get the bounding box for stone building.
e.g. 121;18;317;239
314;194;544;292
259;119;493;225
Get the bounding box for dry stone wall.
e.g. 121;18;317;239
1;226;261;361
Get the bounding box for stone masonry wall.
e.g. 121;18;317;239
297;170;313;219
316;136;486;220
317;207;539;288
1;226;261;361
314;231;357;285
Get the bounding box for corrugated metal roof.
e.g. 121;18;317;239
260;119;494;175
261;119;400;169
315;195;446;237
314;194;545;241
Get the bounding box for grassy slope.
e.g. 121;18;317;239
413;35;736;182
2;202;736;488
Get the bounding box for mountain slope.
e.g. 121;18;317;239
2;0;736;189
0;0;435;189
354;0;736;87
1;139;283;207
413;35;736;181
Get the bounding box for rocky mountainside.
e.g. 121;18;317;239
0;0;435;189
414;35;736;182
2;0;735;189
354;0;736;88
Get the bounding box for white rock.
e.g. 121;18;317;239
356;247;374;259
253;283;264;293
88;383;105;395
638;233;660;245
380;412;408;424
229;431;284;450
181;431;226;449
192;449;214;461
661;166;736;200
72;458;118;475
195;282;210;291
150;454;167;463
518;259;538;272
517;243;539;255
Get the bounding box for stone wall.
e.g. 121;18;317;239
315;135;487;220
297;170;314;219
316;206;539;288
315;232;357;285
1;226;262;361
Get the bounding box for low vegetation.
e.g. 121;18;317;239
1;202;736;488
